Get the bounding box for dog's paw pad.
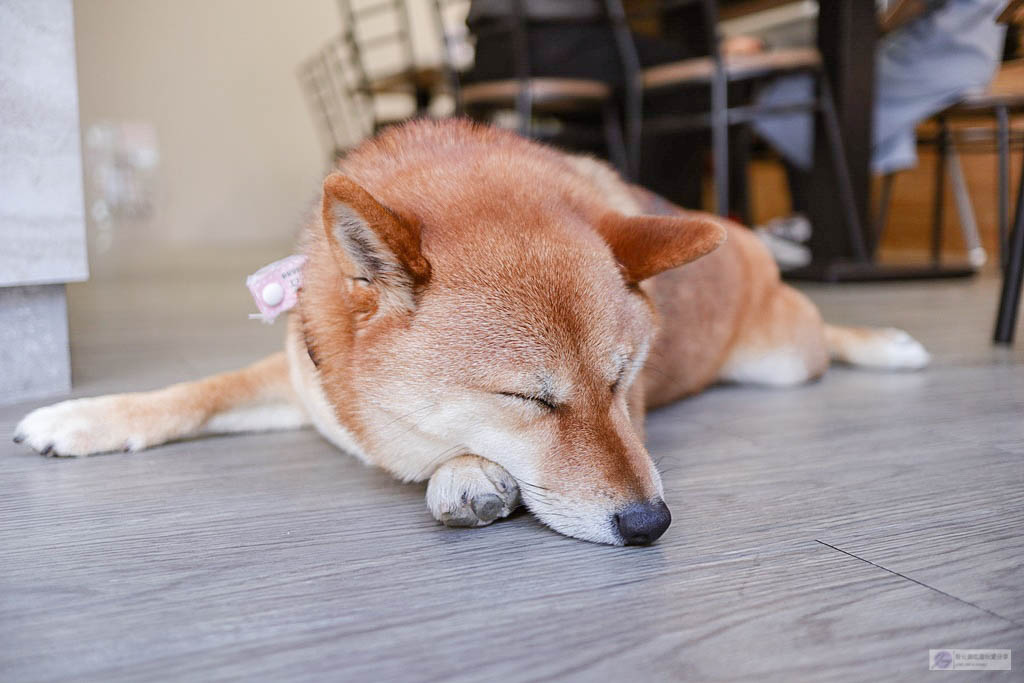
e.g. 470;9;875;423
426;455;521;528
471;493;504;522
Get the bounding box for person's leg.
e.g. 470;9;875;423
750;74;816;171
872;0;1007;174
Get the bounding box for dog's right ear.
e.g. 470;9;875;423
597;211;727;284
321;173;430;314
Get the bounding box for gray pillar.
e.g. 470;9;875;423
0;0;88;404
0;286;71;401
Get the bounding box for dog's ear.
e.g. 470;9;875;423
321;173;430;311
597;212;727;284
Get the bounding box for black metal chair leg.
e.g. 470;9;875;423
603;100;630;179
931;117;949;265
874;172;895;252
509;0;533;138
710;69;729;216
818;75;869;261
602;0;642;179
996;105;1010;272
623;86;643;181
993;153;1024;344
730;126;753;225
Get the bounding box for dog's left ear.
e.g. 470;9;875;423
321;173;430;311
597;212;727;284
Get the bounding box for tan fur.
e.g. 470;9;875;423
15;120;928;545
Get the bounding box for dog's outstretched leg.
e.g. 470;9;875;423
426;455;521;528
14;352;309;457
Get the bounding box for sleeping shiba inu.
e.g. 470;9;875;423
14;120;929;545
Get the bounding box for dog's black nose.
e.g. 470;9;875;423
615;500;671;545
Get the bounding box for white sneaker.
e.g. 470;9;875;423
760;213;812;243
754;228;812;270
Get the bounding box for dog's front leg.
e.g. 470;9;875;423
425;455;521;527
14;352;309;457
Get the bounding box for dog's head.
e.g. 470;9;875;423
301;132;724;545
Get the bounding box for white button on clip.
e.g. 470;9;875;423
261;282;284;307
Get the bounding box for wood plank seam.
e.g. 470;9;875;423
815;539;1024;628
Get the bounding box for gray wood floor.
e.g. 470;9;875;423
1;257;1022;682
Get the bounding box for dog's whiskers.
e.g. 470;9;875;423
516;478;551;492
377;401;438;433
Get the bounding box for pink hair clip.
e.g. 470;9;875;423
246;254;308;323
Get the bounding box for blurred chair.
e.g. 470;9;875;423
432;0;631;174
933;57;1024;344
336;0;450;116
872;1;1021;276
872;31;1024;343
299;35;377;160
872;120;991;275
979;66;1024;343
607;0;867;261
299;0;456;160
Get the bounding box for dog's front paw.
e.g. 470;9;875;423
14;395;165;457
426;455;521;528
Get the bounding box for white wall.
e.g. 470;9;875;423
74;0;341;271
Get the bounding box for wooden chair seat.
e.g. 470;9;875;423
460;78;612;112
950;91;1024;113
946;60;1024;113
366;67;445;95
642;47;822;91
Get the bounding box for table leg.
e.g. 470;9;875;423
809;0;876;261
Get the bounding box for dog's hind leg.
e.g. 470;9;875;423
14;352;309;457
718;284;831;387
823;324;930;370
717;283;930;387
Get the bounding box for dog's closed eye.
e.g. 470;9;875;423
497;391;557;411
609;361;629;394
